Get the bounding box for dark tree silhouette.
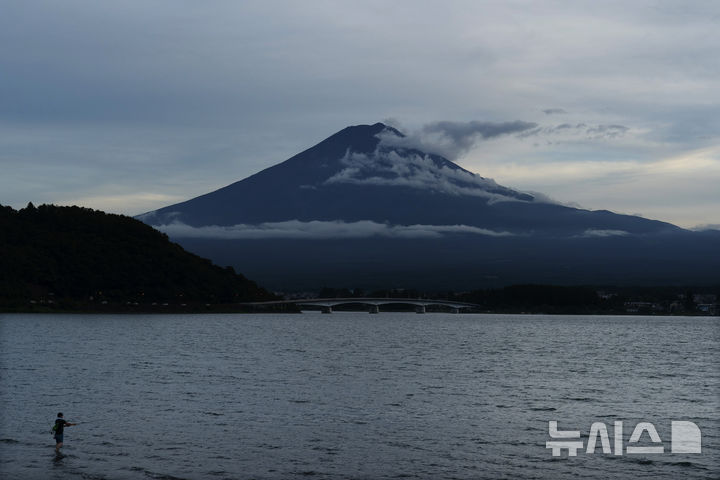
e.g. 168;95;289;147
0;204;276;310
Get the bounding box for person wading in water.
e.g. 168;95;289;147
52;412;76;452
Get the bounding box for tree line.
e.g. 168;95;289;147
0;203;276;311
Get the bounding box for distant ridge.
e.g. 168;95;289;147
0;203;275;311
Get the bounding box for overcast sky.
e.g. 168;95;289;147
2;0;718;228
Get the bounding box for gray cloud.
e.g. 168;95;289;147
542;108;567;115
153;219;515;239
377;120;537;160
586;124;630;139
520;123;631;141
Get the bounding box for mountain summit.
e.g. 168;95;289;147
139;123;717;290
140;123;675;236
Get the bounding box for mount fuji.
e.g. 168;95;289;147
139;123;718;290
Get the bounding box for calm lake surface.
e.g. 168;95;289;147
1;313;718;479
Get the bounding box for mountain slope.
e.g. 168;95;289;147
139;123;677;236
136;123;717;290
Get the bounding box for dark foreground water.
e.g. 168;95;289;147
0;313;718;479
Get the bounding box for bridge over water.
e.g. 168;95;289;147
244;297;482;314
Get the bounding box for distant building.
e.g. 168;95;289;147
697;303;719;315
597;290;618;300
624;301;663;313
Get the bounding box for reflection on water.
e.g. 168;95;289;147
1;313;718;479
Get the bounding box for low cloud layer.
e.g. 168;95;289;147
325;149;535;203
691;224;720;232
153;219;515;240
581;229;630;238
377;120;537;160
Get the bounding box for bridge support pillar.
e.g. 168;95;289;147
369;305;379;314
321;305;332;314
415;305;426;314
451;307;460;314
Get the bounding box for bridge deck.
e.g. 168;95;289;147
244;297;481;310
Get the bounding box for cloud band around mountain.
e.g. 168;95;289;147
152;219;515;240
324;149;536;203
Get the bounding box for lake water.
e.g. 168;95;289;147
0;313;718;479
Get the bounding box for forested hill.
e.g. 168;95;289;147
0;203;275;311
